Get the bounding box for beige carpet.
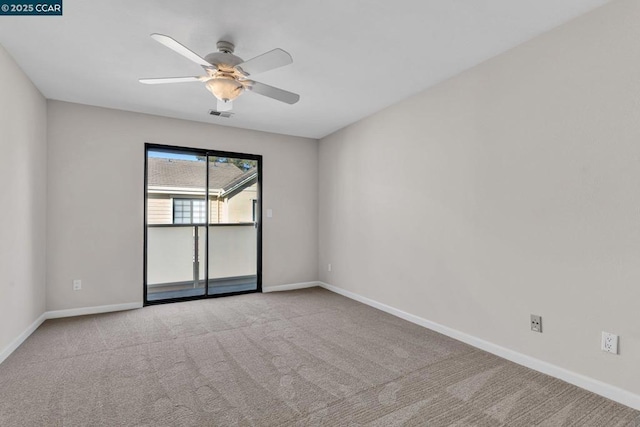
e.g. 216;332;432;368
0;287;638;426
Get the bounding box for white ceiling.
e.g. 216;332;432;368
0;0;610;139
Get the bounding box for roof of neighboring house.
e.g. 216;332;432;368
221;168;258;197
148;157;253;190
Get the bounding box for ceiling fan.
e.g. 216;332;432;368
140;34;300;112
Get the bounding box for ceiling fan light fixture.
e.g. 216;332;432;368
205;76;244;102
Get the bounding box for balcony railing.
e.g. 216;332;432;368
146;223;257;299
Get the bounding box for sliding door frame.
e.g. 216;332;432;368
143;142;263;306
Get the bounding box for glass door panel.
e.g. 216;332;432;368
207;155;258;295
146;148;207;301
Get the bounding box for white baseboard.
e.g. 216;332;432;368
318;282;640;411
0;302;142;365
262;281;319;293
46;302;143;319
0;312;47;365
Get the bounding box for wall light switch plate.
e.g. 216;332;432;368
601;331;618;354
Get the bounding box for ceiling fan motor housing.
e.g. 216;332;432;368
204;41;244;70
204;52;243;68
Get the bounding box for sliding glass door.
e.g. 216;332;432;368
144;144;261;304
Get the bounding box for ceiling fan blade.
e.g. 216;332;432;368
150;33;215;68
217;99;233;112
235;49;292;76
139;76;205;84
248;81;300;105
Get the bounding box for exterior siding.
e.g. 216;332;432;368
209;198;220;224
147;194;172;224
227;184;257;223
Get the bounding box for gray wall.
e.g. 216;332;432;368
46;101;318;310
0;45;47;354
319;0;640;396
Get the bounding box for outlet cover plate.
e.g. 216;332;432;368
531;314;542;333
601;331;618;354
73;279;81;291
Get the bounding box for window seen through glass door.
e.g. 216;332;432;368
173;199;206;224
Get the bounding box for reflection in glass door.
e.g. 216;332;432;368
144;145;261;304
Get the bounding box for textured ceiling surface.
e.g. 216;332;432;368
0;0;610;138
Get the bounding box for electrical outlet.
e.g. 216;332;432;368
601;332;618;354
73;279;82;291
328;263;332;272
531;314;542;333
